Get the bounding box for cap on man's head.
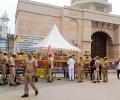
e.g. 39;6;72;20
12;52;16;55
96;56;99;59
104;57;107;60
4;52;7;54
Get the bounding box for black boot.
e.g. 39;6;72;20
21;94;29;98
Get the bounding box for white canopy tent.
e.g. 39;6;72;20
32;25;81;52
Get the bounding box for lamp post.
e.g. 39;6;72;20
7;30;10;54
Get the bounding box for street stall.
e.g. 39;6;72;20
32;25;81;78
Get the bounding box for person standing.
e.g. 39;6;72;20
67;56;75;81
0;52;8;85
102;57;109;82
93;56;100;83
47;54;54;82
9;53;16;86
21;52;38;98
0;52;5;84
116;59;120;79
77;57;84;82
90;57;95;81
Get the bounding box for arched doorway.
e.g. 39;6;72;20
91;31;112;58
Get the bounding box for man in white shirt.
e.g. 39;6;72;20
67;56;75;81
116;59;120;79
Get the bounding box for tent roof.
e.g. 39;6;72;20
33;25;81;52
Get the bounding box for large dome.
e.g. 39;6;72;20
70;0;112;13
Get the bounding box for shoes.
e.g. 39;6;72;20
103;81;108;83
97;81;100;83
9;84;16;86
21;94;29;98
35;90;38;96
92;81;96;83
78;80;83;83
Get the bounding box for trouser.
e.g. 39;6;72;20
24;73;38;95
1;65;7;83
99;67;102;80
9;66;15;84
102;68;108;82
90;68;94;80
69;69;74;80
48;68;53;81
77;68;84;81
117;69;120;79
94;68;100;82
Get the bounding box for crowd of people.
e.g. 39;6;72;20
0;52;38;97
0;51;120;98
67;56;109;83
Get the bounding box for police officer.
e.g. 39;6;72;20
0;52;8;85
77;57;84;82
21;52;38;98
9;53;16;86
0;52;4;84
102;57;109;82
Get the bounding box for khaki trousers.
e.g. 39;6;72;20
1;65;6;82
9;66;15;84
77;67;84;81
24;73;38;94
48;68;53;81
102;68;108;82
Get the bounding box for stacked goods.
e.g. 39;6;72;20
83;56;91;67
15;54;26;67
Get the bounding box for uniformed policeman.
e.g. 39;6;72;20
0;52;8;85
77;57;84;82
102;57;109;82
21;52;38;98
9;53;16;86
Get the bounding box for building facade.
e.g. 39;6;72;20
0;12;15;53
16;0;120;59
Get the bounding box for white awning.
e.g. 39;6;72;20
32;25;82;52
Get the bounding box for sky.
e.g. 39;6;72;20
0;0;119;34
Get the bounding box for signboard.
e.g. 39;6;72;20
15;35;44;52
36;68;47;77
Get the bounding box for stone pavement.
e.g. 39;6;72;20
0;73;120;100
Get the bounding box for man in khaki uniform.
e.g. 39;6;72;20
21;52;38;98
0;52;8;84
77;57;84;82
102;57;109;82
9;53;16;85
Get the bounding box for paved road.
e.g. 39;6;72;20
0;73;120;100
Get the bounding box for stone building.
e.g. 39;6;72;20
15;0;120;58
0;12;15;53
